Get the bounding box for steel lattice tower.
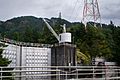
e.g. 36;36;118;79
82;0;101;27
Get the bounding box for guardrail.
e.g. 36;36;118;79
0;66;120;80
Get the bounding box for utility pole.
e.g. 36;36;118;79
82;0;101;28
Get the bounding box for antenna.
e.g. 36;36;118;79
82;0;101;28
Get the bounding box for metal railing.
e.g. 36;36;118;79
0;38;76;48
0;38;53;47
0;66;120;80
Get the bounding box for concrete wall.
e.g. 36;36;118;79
2;43;51;80
51;44;76;66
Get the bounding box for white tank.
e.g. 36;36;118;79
59;33;71;43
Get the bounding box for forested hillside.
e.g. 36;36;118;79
0;16;71;43
0;16;120;65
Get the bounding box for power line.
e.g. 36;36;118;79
69;0;79;20
74;4;83;21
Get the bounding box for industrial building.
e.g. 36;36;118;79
1;18;76;80
2;42;51;80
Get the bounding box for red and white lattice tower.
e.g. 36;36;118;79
82;0;101;27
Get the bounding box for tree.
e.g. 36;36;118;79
70;23;112;63
23;26;34;42
0;43;13;80
76;49;91;65
83;26;111;59
112;27;120;65
13;32;20;41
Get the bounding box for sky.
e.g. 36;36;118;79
0;0;120;25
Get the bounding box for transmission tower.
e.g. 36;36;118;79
82;0;101;27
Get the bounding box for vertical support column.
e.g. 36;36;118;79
56;67;58;80
47;48;51;80
65;72;67;80
93;66;95;80
19;45;22;80
117;67;119;80
77;70;78;79
1;67;2;80
105;65;107;80
58;70;60;80
16;45;22;80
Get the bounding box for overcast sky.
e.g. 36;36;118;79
0;0;120;25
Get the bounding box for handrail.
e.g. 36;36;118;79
0;65;120;68
0;66;119;80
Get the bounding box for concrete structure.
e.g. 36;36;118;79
51;43;76;66
51;43;76;80
59;33;71;43
1;38;76;80
2;43;51;80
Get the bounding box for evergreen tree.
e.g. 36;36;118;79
0;43;13;80
112;27;120;65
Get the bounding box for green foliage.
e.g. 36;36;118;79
70;23;112;64
85;26;111;59
111;27;120;65
0;16;72;44
0;43;13;80
0;16;120;65
76;49;91;65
